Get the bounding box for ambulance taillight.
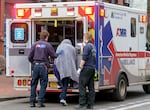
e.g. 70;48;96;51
23;79;27;86
28;80;31;86
18;80;22;86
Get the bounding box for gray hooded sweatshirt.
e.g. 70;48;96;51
54;39;79;83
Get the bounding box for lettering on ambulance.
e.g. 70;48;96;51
116;28;127;37
121;59;135;65
111;11;126;20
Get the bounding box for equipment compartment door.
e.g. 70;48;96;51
6;19;31;76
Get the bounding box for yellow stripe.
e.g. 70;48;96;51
89;29;94;39
89;15;94;21
48;74;55;77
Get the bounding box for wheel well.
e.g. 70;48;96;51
117;72;129;86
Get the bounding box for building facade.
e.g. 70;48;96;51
0;0;4;55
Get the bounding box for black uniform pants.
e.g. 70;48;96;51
79;68;95;106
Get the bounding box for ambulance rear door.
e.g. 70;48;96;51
6;19;32;76
75;17;88;67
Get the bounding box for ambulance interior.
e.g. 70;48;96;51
34;20;83;74
35;20;83;48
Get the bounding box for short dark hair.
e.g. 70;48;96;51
40;30;49;39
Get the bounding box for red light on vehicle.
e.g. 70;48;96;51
67;7;75;16
17;8;24;17
10;70;14;74
67;7;74;11
18;80;22;86
34;8;42;17
85;7;93;15
28;80;31;86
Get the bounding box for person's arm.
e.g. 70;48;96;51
28;45;35;63
81;44;90;66
47;43;57;58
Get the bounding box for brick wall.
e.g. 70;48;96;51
0;0;4;55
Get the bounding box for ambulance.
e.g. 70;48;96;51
6;1;150;101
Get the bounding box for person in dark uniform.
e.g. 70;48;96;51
28;30;57;107
75;32;96;110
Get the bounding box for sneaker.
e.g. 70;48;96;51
37;102;45;107
60;99;68;106
74;104;86;110
30;102;36;107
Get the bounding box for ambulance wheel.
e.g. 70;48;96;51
143;84;150;94
112;75;127;101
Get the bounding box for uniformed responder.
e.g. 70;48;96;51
75;32;96;110
28;30;57;107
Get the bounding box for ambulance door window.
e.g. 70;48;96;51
131;18;136;37
76;21;83;43
65;21;75;46
11;23;28;43
36;24;47;41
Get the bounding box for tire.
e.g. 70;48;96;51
143;84;150;94
112;75;127;101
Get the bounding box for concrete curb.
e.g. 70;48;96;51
0;96;29;101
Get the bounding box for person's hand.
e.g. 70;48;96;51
56;50;64;55
77;68;82;75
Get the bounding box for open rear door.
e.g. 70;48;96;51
75;17;88;67
6;19;31;76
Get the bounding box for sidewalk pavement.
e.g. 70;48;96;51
0;74;30;101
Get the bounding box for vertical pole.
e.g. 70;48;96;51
0;0;4;55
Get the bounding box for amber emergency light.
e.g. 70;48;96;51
51;8;58;16
142;16;147;23
85;7;93;15
17;8;25;17
100;9;105;17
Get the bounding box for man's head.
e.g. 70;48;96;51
83;32;92;43
40;30;49;41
